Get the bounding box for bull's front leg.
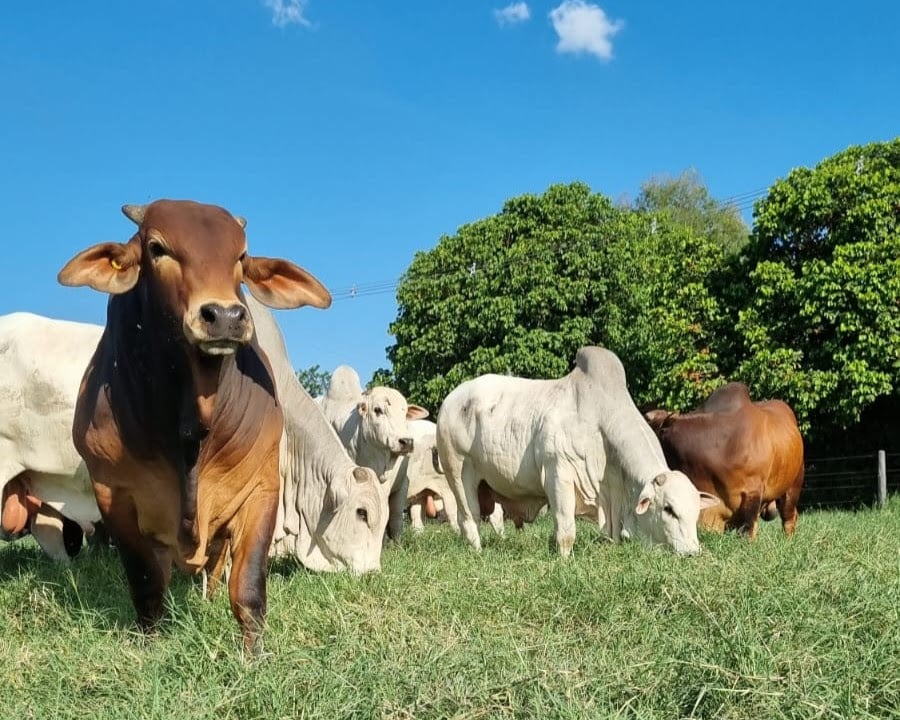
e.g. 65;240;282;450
97;491;173;631
228;481;279;654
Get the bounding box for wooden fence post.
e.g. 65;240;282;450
877;450;887;508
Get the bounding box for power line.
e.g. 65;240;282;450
325;188;769;303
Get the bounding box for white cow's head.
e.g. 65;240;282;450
315;466;387;574
621;471;719;555
357;387;429;456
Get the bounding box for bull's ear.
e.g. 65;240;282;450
357;400;368;416
242;255;332;310
698;492;720;510
406;405;429;421
58;241;141;294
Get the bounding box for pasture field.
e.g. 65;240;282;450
1;501;898;720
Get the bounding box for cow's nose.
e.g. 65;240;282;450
199;303;249;339
398;437;414;453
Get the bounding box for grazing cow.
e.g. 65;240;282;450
0;314;104;560
58;199;331;651
319;367;429;540
644;382;805;539
436;347;719;557
245;296;387;573
0;303;387;575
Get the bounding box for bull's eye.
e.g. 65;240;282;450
148;240;168;260
238;251;247;263
356;508;369;524
664;504;678;519
373;407;384;417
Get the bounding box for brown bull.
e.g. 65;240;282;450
645;383;804;539
58;199;331;651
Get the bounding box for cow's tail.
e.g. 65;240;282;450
431;446;444;474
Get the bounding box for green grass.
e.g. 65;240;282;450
2;500;899;720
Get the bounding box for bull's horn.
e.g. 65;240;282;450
234;215;247;229
121;204;147;225
653;473;668;487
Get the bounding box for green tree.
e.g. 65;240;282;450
386;182;727;411
728;139;900;438
635;169;750;256
295;364;331;397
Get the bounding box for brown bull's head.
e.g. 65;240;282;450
57;200;332;355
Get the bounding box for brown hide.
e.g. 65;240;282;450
60;199;330;652
646;383;805;539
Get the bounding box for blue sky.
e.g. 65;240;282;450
2;1;898;396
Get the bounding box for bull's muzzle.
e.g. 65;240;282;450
188;302;253;355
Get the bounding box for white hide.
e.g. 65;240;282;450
0;313;102;560
436;346;717;557
319;366;428;540
0;305;388;574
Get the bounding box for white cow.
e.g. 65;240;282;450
0;302;388;574
436;346;719;557
0;314;104;560
397;420;455;533
319;367;429;541
401;419;508;535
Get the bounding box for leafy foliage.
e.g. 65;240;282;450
386;183;729;411
635;169;750;256
729;140;900;435
294;364;331;398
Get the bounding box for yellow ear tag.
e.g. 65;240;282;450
110;259;123;271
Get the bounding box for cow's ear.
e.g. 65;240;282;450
406;404;429;421
243;255;332;310
635;487;653;515
357;400;368;416
58;240;141;294
698;492;720;510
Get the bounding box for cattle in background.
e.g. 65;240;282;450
0;314;103;560
403;420;520;535
319;366;429;540
0;303;387;575
58;199;331;651
437;347;719;557
645;382;804;539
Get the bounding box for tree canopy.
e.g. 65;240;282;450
385;182;730;412
727;140;900;435
382;139;899;447
295;364;331;398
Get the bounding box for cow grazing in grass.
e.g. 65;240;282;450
58;199;331;651
319;366;429;540
437;347;719;557
645;382;805;539
245;296;387;573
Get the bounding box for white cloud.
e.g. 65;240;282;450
494;2;531;26
263;0;311;28
549;0;623;60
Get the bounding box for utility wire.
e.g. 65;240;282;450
326;188;768;303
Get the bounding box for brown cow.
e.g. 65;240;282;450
58;199;331;651
645;383;804;539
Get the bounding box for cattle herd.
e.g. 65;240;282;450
0;199;805;651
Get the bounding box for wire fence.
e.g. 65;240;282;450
800;451;898;509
